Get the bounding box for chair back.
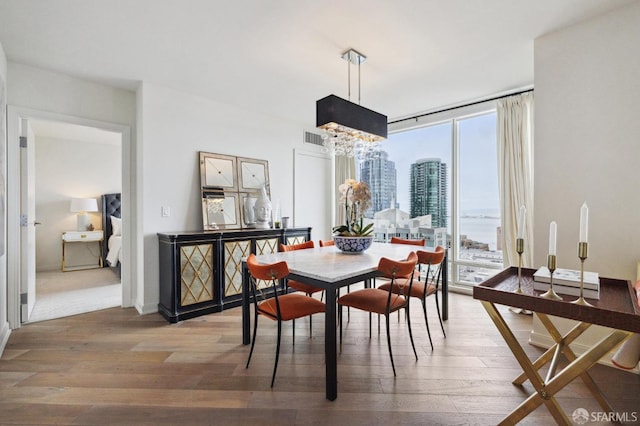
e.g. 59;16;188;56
390;237;425;246
416;246;445;266
246;253;290;318
377;252;418;309
279;240;315;252
416;246;445;287
319;239;335;247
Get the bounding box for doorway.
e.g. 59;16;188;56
6;107;132;328
29;119;122;322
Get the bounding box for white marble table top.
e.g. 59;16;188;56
253;242;420;283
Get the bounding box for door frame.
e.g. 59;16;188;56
6;106;133;328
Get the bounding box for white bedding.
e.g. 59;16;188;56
106;235;122;267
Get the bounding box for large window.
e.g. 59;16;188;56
358;104;502;287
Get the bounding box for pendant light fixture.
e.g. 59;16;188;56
316;48;387;158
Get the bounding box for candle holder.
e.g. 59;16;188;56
541;254;562;300
514;238;524;294
572;242;592;306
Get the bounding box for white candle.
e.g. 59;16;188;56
579;202;588;243
517;206;526;239
549;221;557;255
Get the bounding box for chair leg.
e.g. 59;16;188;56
271;319;282;388
292;318;296;345
347;285;351;322
385;313;396;377
435;293;446;337
406;305;418;360
309;315;313;338
246;309;259;368
421;298;434;351
339;304;343;349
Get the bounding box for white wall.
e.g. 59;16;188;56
531;1;640;369
534;1;640;281
35;135;121;271
137;82;319;313
0;41;9;353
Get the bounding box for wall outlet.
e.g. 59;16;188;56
161;206;171;217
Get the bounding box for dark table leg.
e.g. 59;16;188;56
242;261;250;345
442;251;448;321
325;286;337;400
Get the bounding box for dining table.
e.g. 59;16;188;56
241;241;448;401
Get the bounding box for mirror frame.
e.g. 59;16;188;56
201;189;241;230
199;152;238;191
199;152;270;230
238;157;270;195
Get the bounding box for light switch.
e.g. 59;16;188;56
161;206;171;217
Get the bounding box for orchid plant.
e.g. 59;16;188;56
332;179;373;237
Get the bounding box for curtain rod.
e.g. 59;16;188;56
388;88;534;125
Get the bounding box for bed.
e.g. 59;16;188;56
101;193;122;269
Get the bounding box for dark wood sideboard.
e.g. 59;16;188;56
157;227;311;323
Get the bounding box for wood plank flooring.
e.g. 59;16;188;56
1;291;639;425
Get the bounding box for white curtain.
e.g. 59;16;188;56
334;155;356;228
497;92;534;267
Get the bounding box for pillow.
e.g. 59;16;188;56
111;215;122;236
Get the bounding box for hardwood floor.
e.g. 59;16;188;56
1;291;638;425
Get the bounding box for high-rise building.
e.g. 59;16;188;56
359;151;397;218
410;158;448;228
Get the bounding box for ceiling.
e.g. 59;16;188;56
0;0;636;129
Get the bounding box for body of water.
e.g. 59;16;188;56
459;216;501;251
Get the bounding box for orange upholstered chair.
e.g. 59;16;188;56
279;241;322;296
337;252;419;376
318;239;335;247
378;246;446;350
245;254;325;387
390;236;425;247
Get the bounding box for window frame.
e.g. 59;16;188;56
388;100;502;290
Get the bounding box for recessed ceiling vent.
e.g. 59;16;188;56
303;130;323;146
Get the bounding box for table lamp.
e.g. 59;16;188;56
70;198;98;231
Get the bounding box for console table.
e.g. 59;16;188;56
157;227;311;323
473;267;639;425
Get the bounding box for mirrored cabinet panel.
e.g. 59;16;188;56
199;152;270;231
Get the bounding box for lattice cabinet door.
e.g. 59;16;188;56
286;235;308;246
180;244;215;306
223;240;251;297
254;238;279;289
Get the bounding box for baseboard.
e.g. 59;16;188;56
529;329;640;375
135;301;159;316
0;321;11;358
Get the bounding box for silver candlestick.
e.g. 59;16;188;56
514;238;524;294
541;254;562;300
572;242;592;306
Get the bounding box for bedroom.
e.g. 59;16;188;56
26;118;122;323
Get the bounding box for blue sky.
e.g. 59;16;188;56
373;112;499;216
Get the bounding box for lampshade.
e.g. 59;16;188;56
316;94;387;142
70;198;98;213
316;48;387;158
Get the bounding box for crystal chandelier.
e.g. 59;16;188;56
316;49;387;159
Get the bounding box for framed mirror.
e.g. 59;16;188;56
200;152;237;191
238;157;270;195
201;190;240;230
199;152;270;230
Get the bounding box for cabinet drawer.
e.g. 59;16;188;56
63;231;104;242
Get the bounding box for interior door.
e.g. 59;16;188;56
293;149;332;240
20;118;37;322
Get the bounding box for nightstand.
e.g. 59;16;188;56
61;230;104;271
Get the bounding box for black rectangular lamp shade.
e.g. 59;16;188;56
316;94;387;141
